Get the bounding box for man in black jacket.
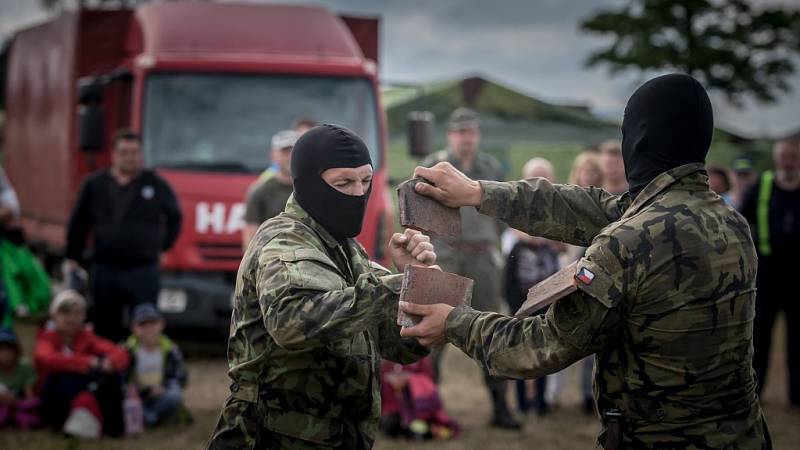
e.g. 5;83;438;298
65;129;182;342
740;136;800;406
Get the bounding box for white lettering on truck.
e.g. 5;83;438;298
196;202;245;234
226;203;246;234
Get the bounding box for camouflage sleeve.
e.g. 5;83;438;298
368;261;430;364
375;306;430;364
445;227;636;379
257;240;403;350
573;230;640;309
476;179;630;246
445;290;623;379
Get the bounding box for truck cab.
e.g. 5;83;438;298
3;3;393;336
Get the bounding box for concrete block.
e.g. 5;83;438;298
397;265;473;327
397;178;461;236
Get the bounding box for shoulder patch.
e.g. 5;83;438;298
576;267;595;285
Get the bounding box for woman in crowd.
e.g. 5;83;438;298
549;151;604;414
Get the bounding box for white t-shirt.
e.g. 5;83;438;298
135;346;163;388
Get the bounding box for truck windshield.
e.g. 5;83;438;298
143;73;380;172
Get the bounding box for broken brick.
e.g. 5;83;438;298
397;178;461;237
397;265;473;327
515;261;578;317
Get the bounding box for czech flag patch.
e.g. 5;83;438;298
576;267;595;285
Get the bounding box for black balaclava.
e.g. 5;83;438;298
621;73;714;199
291;124;373;240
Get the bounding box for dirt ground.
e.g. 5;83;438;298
2;317;798;450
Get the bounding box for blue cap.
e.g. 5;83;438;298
132;303;162;324
0;326;18;345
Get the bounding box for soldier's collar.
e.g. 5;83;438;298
623;162;707;218
283;194;342;249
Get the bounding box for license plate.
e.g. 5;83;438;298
157;288;188;313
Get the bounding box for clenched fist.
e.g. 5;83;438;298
388;228;437;272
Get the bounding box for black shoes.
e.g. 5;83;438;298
491;411;522;430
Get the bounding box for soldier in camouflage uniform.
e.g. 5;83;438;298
207;125;433;449
420;108;519;429
401;75;770;449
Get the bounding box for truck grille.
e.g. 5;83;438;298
197;242;243;263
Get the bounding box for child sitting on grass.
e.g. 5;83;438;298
35;290;130;438
124;303;188;427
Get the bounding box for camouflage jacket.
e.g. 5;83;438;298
445;163;768;449
211;195;427;449
422;149;504;246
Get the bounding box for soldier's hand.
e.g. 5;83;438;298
389;229;437;271
399;301;453;347
413;162;483;208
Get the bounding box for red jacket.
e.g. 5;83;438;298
380;357;436;416
34;323;130;390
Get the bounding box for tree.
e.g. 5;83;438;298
580;0;800;104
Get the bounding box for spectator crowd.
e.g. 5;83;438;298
0;109;798;445
1;130;190;439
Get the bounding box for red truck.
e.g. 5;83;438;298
2;2;393;335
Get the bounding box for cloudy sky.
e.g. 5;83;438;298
2;0;798;137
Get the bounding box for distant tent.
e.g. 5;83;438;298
382;75;620;146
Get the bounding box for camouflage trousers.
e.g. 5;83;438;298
207;396;373;449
